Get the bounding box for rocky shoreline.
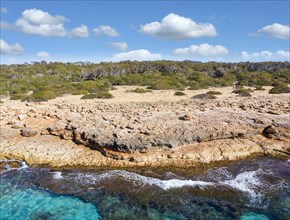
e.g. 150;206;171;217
0;86;289;168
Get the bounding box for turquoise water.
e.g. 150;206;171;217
0;157;289;219
0;182;101;220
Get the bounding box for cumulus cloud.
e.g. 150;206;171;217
108;42;128;51
256;23;290;39
37;51;50;58
107;49;161;62
70;25;89;38
0;7;8;14
174;43;228;57
15;8;67;37
93;25;119;37
140;13;217;40
0;39;24;55
241;50;290;61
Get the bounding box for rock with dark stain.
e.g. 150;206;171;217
262;125;278;138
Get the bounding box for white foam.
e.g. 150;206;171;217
0;159;29;174
18;161;29;170
52;171;63;179
73;170;214;190
221;169;267;202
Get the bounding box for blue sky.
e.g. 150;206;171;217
1;0;289;64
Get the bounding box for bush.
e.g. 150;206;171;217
147;77;186;90
174;91;186;96
10;93;28;100
72;89;89;95
127;88;152;93
269;87;290;94
269;81;289;94
81;91;113;99
23;89;58;102
254;85;265;91
207;91;222;95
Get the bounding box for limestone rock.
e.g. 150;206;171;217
20;128;38;137
178;114;192;121
18;114;27;121
262;125;278;138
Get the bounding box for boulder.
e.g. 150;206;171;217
262;126;278;138
20;128;38;137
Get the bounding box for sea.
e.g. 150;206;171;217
0;157;289;220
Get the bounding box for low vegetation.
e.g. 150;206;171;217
232;87;254;94
81;91;113;99
127;88;152;93
207;91;222;95
269;81;290;94
0;61;288;102
174;91;186;96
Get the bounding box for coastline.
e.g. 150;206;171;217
1;86;289;169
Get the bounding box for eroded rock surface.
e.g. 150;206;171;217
0;89;289;168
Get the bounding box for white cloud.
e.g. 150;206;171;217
16;8;67;37
140;13;217;40
241;50;290;61
37;51;50;59
70;25;89;38
108;42;128;51
93;25;119;37
257;23;290;39
0;7;8;14
174;43;228;57
0;39;24;55
107;49;161;61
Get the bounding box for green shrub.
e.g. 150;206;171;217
81;91;113;99
147;78;186;90
10;93;27;100
127;88;152;93
72;89;89;95
269;81;289;94
23;89;58;102
254;85;265;91
269;87;290;94
207;91;222;95
174;91;186;96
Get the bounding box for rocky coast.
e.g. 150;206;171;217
0;86;289;169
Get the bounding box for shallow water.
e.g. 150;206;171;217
0;157;289;220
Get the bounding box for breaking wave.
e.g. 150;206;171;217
0;159;29;174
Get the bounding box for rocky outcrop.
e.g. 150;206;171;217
41;97;290;160
0;90;289;168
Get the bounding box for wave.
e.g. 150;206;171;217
56;170;214;190
0;159;29;174
52;171;63;179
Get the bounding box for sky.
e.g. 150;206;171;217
0;0;289;64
